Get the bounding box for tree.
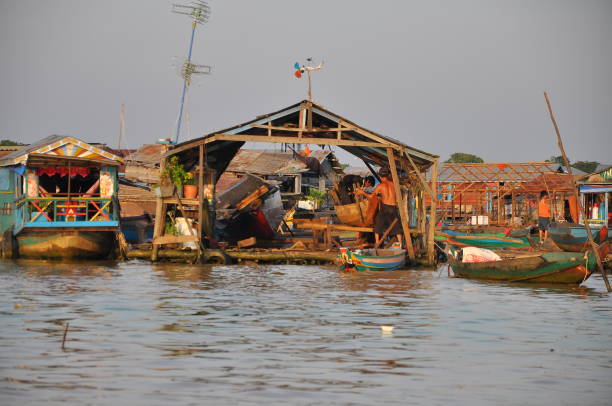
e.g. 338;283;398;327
546;155;564;164
444;153;484;164
0;140;26;146
572;161;599;174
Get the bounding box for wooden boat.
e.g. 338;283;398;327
445;233;533;250
16;230;116;259
549;222;608;252
335;199;370;227
0;135;124;259
448;242;610;284
339;247;406;271
120;214;154;244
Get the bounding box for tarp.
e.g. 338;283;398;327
580;184;612;193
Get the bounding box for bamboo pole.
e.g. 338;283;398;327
151;158;167;261
198;144;204;246
386;148;415;259
544;91;610;292
427;158;439;264
61;322;69;350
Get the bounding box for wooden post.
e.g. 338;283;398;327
198;144;204;246
151;157;167;261
497;183;502;225
427;158;439;264
544;91;610;292
419;191;427;245
386;148;415;260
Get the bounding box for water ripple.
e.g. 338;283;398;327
1;261;611;405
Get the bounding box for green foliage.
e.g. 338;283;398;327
306;188;326;202
445;152;484;164
164;220;178;236
162;156;190;188
546;155;565;164
184;172;195;185
572;161;599;174
0;139;26;146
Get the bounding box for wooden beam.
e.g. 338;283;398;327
198;144;204;245
338;120;399;147
209;133;395;149
362;159;381;182
173;189;206;257
153;235;199;245
298;103;305;138
387;147;415;259
404;150;435;199
427;158;439;265
151;157;167;261
250;123;361;133
544;91;610;291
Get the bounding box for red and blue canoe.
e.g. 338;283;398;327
339;248;406;271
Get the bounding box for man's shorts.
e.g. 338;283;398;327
538;216;550;231
374;204;402;235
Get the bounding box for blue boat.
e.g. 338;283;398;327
339;247;406;271
0;135;124;259
549;222;608;252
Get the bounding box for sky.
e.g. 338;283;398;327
0;0;610;167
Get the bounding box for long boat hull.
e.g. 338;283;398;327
446;235;532;250
449;243;609;284
17;229;116;259
549;222;608;252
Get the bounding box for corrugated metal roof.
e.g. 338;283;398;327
125;144;167;166
225;150;307;175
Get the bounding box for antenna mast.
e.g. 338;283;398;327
172;1;212;143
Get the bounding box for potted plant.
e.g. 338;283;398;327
161;156;190;197
182;172;198;199
305;188;326;210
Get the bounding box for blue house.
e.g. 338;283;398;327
0;135;124;259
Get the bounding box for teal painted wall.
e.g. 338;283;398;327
0;168;18;233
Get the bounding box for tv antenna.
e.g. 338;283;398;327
294;58;324;101
172;0;212;143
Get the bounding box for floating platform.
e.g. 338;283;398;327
126;246;431;267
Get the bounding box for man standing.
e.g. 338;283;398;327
373;167;403;247
538;190;551;244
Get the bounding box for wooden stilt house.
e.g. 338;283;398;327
151;100;439;263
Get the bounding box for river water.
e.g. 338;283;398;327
1;260;611;405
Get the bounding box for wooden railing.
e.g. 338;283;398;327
22;197;117;225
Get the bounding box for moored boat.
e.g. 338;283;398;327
549;222;608;252
339;247;406;271
0;135;124;260
335;200;369;227
17;229;116;259
445;234;533;250
448;242;610;284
